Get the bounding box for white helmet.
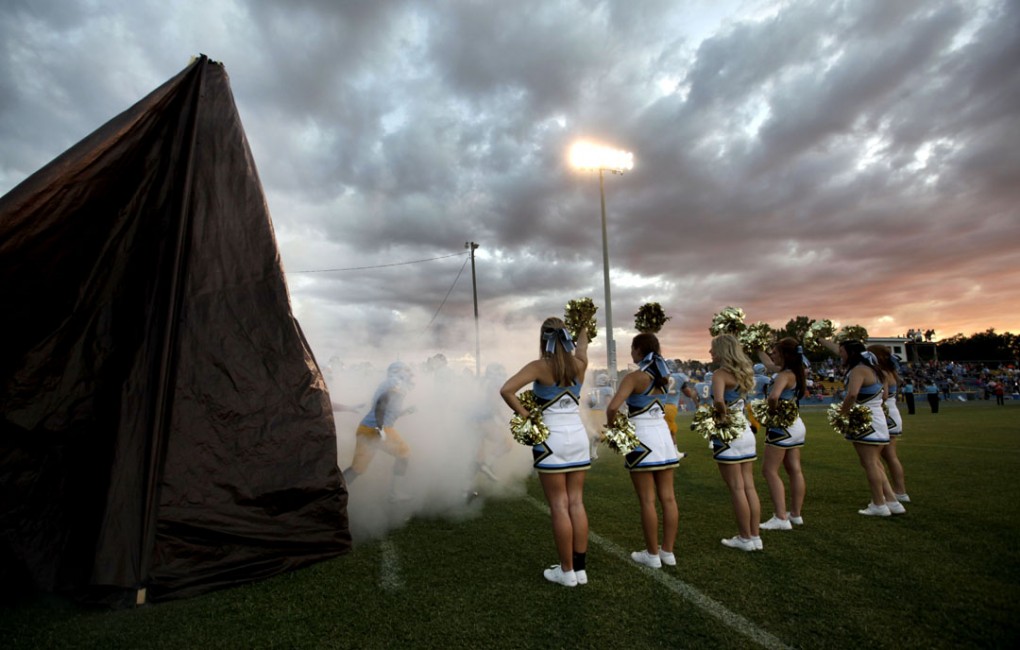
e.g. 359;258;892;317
387;361;413;384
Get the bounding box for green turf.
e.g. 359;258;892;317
3;401;1018;649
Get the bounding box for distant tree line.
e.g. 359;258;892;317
669;319;1017;368
934;329;1019;363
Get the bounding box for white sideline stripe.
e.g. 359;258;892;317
526;495;789;650
379;539;403;592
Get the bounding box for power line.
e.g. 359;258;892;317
423;254;471;334
288;251;468;273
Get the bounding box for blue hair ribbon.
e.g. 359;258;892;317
639;351;669;382
544;328;576;354
796;345;811;370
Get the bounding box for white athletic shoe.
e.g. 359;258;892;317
760;515;793;531
575;569;588;585
630;549;662;568
895;493;911;503
886;500;907;515
787;512;804;525
751;536;763;551
858;502;892;517
658;550;677;566
720;536;756;552
543;565;578;587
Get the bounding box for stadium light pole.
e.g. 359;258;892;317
465;241;480;377
570;141;634;389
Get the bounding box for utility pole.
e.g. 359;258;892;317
465;241;480;377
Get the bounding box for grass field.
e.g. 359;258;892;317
3;401;1019;649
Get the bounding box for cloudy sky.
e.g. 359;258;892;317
2;0;1018;374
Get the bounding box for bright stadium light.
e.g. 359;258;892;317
570;141;634;174
570;140;634;388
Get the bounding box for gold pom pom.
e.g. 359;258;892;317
827;403;873;438
690;403;748;442
601;412;641;454
509;390;551;445
749;398;799;428
634;302;670;334
739;321;775;355
709;306;746;336
564;297;598;342
804;319;836;351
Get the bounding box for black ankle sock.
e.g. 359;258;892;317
572;552;586;571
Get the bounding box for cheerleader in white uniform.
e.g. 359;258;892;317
709;334;762;552
757;338;808;531
501;318;590;587
823;339;904;517
868;345;910;503
606;334;680;569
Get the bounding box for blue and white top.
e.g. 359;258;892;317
360;377;408;428
533;381;582;418
856;380;883;403
626;374;667;420
723;387;745;406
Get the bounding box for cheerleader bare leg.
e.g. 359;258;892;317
762;445;788;519
783;447;805;518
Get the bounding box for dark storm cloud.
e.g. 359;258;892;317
2;0;1018;366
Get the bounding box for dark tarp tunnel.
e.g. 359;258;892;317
0;55;351;604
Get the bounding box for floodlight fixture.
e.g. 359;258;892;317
570;141;634;174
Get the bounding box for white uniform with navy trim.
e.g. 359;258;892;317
624;376;680;472
846;379;890;445
531;381;591;473
712;390;756;463
887;384;903;436
764;384;806;448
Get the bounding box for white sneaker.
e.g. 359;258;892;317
858;502;892;517
630;549;662;568
895;493;911;503
575;569;588;585
760;515;793;531
543;565;578;587
658;550;677;566
720;536;756;551
751;536;763;551
787;512;804;525
886;500;907;515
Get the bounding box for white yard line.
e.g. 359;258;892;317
379;539;404;592
526;495;790;650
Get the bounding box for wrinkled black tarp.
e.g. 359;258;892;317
0;56;350;603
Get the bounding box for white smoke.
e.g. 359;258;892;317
325;358;537;543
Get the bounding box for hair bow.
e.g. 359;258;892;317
544;328;576;354
796;345;811;369
860;351;878;366
639;351;669;381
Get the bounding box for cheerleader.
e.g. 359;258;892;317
710;334;762;551
757;338;808;531
500;318;590;587
823;339;904;516
606;334;681;569
868;345;910;503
